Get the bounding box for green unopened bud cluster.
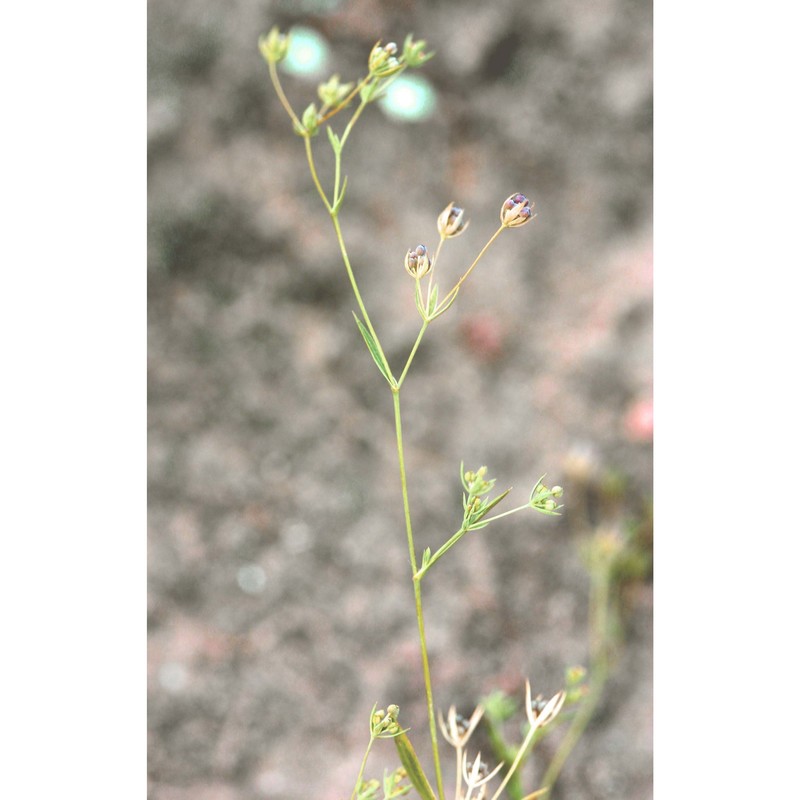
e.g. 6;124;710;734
369;41;403;77
529;477;564;515
402;34;433;68
318;74;354;109
371;703;404;739
258;26;291;64
461;464;510;531
369;35;432;77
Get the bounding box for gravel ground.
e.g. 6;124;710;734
148;1;652;798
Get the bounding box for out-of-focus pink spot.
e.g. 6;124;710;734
624;397;653;442
460;314;505;361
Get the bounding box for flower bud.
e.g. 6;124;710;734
404;244;432;278
317;74;354;108
403;34;434;68
369;42;403;76
301;103;320;136
259;27;291;65
500;192;535;228
437;202;469;239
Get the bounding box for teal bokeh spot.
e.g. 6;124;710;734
280;27;330;78
378;75;437;122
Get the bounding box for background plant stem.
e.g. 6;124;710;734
539;568;612;794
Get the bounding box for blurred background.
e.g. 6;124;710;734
148;1;652;798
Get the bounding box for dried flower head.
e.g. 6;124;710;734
525;680;566;729
500;192;535;228
404;244;432;278
437;202;469;239
438;704;484;748
462;751;505;791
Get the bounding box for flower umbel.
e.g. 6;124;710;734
369;41;403;76
258;26;291;64
405;245;432;278
462;752;505;796
500;193;535;228
524;681;566;729
437;202;469;239
438;704;484;748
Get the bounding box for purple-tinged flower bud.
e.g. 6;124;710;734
500;192;536;228
437;202;469;239
404;244;432;278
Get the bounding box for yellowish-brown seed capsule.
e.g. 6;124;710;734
404;244;432;278
500;192;535;228
437;202;469;238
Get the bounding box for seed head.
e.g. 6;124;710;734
437;202;469;239
404;244;432;279
500;192;535;228
438;704;484;748
524;680;566;729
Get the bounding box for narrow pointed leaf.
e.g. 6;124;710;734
482;487;512;515
393;733;436;800
326;125;341;153
353;313;396;388
332;175;349;214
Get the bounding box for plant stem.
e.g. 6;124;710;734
330;212;392;376
414;526;466;581
538;570;612;794
267;60;302;130
350;735;376;800
393;390;446;800
397;320;429;388
478;503;531;525
436;226;505;312
303;135;333;212
490;721;542;800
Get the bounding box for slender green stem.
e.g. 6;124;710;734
350;735;376;800
479;503;531;525
436;226;506;313
333;94;369;204
538;571;612;794
397;320;429;388
415;526;466;581
303;136;333;212
267;60;302;130
340;94;370;150
393;391;446;800
330;213;392;377
490;722;542;800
